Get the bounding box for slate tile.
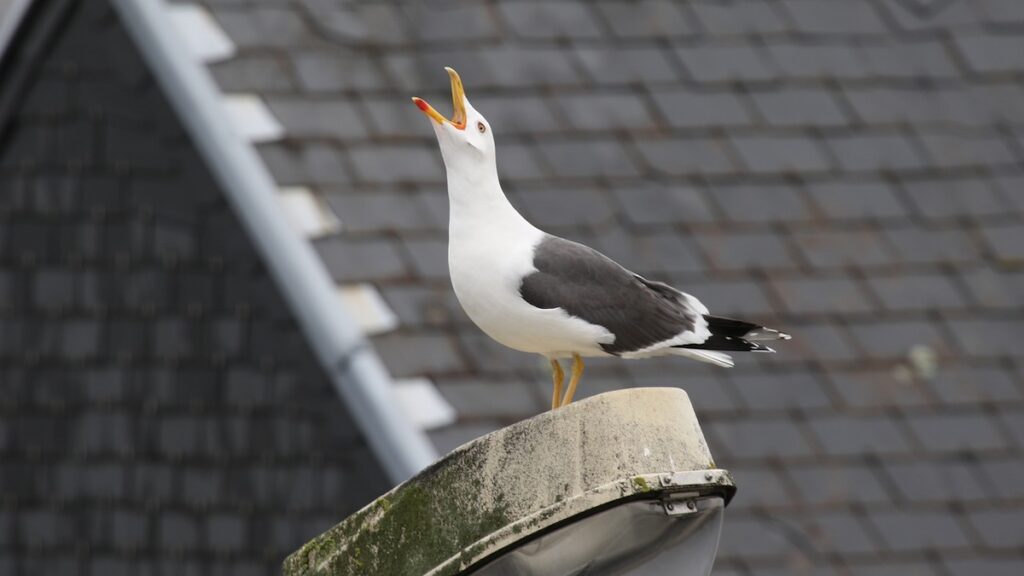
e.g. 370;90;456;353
807;180;907;220
210;56;296;93
867;272;967;312
510;186;614;228
845;86;987;127
31;268;74;311
435;377;542;418
468;95;560;135
712;183;810;223
291;52;386;92
429;421;504;455
650;88;753;129
943;557;1024;576
826;132;927;172
874;0;981;31
771;276;874;315
980;223;1024;264
723;464;792;508
883;227;980;265
417;3;500;42
784;322;860;362
676;42;778;83
807;414;912;456
632;372;740;413
312;237;408;282
858;39;960;79
635;135;736;176
574;46;679;85
478;46;584;87
917;130;1017;170
799;511;880;555
538;139;639;178
869;509;972;552
901;177;1007;220
555;93;656;131
360;97;433;139
371;333;463;377
907;412;1008;453
258;143;352;186
690;0;790;35
767;42;869;80
495;142;547;181
848;319;950;360
159;513;198;552
780;0;888;34
829;368;931;408
848;561;942;576
785;462;890;506
947;318;1022;359
591;228;706;276
933;362;1019;403
679;278;775;317
792;228;894;269
885;458;991;505
750;87;851;128
596;0;695;38
206;514;245;553
953;33;1024;73
708;417;815;459
112;510;148;550
730;370;832;412
402;237;448;281
324;191;442;234
266;98;369;140
499;1;602;39
997;407;1024;449
212;7;312;49
961;267;1024;310
716;516;799;562
349;145;442;185
731;134;831;174
980;457;1024;500
696;230;798;271
611;182;717;226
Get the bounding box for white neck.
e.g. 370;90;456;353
445;158;533;234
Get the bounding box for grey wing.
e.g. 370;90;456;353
518;235;700;355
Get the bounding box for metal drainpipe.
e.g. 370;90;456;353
111;0;438;483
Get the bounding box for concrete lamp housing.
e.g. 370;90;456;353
283;388;736;576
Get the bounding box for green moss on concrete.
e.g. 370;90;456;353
283;442;513;576
631;476;652;492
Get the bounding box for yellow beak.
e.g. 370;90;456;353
412;67;467;131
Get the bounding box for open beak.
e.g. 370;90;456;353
412;67;467;131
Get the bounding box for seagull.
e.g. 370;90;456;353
413;68;790;411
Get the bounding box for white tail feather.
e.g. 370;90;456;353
671;348;734;368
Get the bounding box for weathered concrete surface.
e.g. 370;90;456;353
283;388;735;576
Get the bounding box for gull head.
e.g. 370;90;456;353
412;68;495;176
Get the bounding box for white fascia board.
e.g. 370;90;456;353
112;0;437;484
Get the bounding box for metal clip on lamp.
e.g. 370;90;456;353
284;388;736;576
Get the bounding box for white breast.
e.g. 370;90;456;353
448;218;613;359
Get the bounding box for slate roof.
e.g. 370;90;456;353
0;1;386;573
185;0;1024;572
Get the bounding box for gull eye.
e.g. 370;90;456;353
477;121;486;133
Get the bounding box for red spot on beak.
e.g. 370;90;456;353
414;98;429;112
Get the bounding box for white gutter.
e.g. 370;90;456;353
111;0;437;483
0;0;32;58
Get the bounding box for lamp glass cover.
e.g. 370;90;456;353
470;495;725;576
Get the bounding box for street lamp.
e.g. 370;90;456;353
284;388;736;576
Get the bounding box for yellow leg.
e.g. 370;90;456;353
550;359;564;410
560;354;584;407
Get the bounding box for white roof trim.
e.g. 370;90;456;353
278;186;342;237
167;3;235;63
336;283;399;336
393;377;457;431
111;0;437;483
